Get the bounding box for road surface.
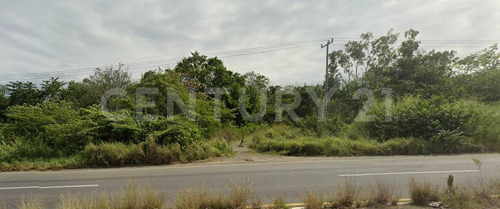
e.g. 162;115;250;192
1;154;499;208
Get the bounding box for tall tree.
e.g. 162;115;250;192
456;44;500;101
6;81;42;106
0;85;8;121
173;52;248;125
41;77;66;102
80;64;132;107
173;51;245;91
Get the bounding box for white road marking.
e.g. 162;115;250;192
39;184;99;189
339;169;479;177
0;184;99;190
0;186;38;190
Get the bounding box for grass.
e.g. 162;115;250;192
302;190;323;209
0;155;85;171
174;183;251;209
250;124;489;157
366;179;397;207
19;195;43;209
0;139;233;171
332;180;361;208
57;183;164;209
408;178;441;206
5;178;500;209
85;138;233;167
250;135;440;157
270;197;289;209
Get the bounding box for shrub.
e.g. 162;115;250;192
85;142;132;167
213;125;240;142
85;107;202;146
0;139;57;162
303;190;323;209
363;96;482;140
271;197;289;209
408;178;441;206
3;102;95;154
84;139;232;167
333;181;361;207
366;179;396;207
442;186;479;209
148;116;202;146
293;115;346;137
473;103;500;150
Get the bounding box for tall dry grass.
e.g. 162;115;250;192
332;180;361;207
408;178;441;206
19;195;43;209
366;179;397;207
302;189;323;209
9;178;500;209
174;183;250;209
57;183;164;209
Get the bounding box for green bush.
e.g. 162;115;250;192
86;107;203;146
149;116;202;146
293;115;346;137
0;139;57;162
250;134;485;157
473;103;500;150
84;139;233;167
363;96;482;140
3;102;95;154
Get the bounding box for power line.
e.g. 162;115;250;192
0;37;497;82
0;39;326;81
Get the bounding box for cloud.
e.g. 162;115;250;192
0;0;498;85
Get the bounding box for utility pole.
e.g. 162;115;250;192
320;38;334;123
321;38;334;92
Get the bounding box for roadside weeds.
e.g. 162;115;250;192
7;178;500;209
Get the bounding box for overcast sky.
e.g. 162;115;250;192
1;0;499;85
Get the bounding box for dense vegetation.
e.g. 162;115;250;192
0;29;499;170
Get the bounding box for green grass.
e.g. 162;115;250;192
0;155;85;171
250;125;490;157
251;136;486;157
0;139;233;171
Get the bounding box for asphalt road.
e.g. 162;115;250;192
1;154;499;208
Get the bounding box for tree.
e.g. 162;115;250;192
80;64;132;107
61;81;86;107
455;44;500;102
41;77;66;102
130;70;189;118
329;30;399;87
328;29;458;99
173;52;248;125
0;85;8;121
173;51;245;91
6;81;42;106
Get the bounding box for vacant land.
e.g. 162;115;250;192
0;31;499;171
